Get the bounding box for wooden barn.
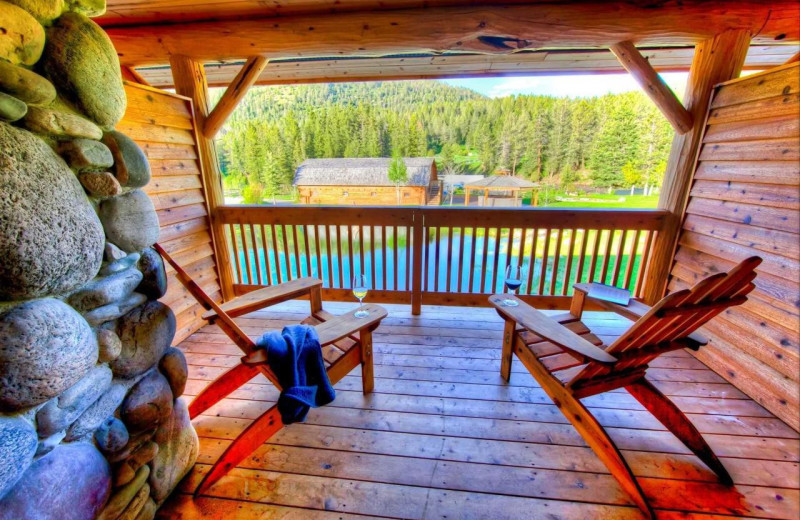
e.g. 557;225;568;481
0;2;797;520
294;157;440;205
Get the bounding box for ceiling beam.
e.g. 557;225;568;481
610;41;693;134
203;56;269;138
107;2;798;67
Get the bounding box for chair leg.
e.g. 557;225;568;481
360;329;374;394
188;363;261;419
500;319;515;382
194;404;284;496
626;377;733;485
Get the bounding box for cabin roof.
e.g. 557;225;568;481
294;157;436;187
466;175;538;189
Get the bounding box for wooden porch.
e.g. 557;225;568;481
158;300;799;520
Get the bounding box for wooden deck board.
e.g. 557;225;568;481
158;301;800;520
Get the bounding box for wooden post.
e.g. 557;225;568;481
410;209;424;315
203;56;269;138
642;29;751;304
170;55;236;301
610;41;693;134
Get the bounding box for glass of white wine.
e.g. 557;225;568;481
352;273;369;318
501;264;525;307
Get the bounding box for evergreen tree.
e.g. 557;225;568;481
388;153;408;204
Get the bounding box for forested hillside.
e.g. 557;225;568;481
212;81;673;202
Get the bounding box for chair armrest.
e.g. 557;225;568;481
490;295;616;364
203;277;323;320
573;283;707;345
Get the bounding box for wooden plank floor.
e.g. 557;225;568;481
157;301;800;520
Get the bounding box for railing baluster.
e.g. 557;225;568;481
588;229;601;284
228;223;242;285
526;228;538;294
260;224;272;285
467;228;476;293
249;223;262;285
303;225;311;278
313;225;322;281
623;229;640;289
336;225;344;287
382;225;387;291
611;229;627;286
505;227;515;273
370;226;376;290
480;226;490;293
575;229;588;285
346;225;354;285
456;227;465;293
393;225;399;291
518;228;527;269
538;229;551;295
635;230;655;298
324;225;333;287
446;227;454;292
423;226;429;292
241;224;254;285
405;225;411;291
358;225;365;281
280;224;290;282
550;229;563;296
291;224;301;280
561;229;575;296
269;224;282;284
599;230;613;284
433;226;441;291
491;228;501;293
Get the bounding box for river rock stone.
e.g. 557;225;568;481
79;171;122;197
58;138;114;171
149;398;198;502
5;0;64;25
0;92;27;122
68;266;143;312
121;369;173;432
136;247;167;300
0;122;105;300
34;430;64;458
96;327;122;362
0;443;111;520
119;482;149;520
99;190;160;253
0;2;45;65
96;465;148;520
159;347;188;398
43;12;125;128
0;60;56;105
21;104;104;140
107;428;156;463
36;364;112;438
113;440;157;487
83;291;147;327
64;0;104;17
66;382;126;442
105;241;127;262
133;497;156;520
0;299;97;411
103;130;151;188
94;416;129;454
112;300;176;378
0;416;37;500
100;251;140;276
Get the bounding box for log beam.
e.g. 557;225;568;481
120;65;151;86
107;3;798;67
610;41;693;134
170;55;236;301
203;56;269;138
642;29;752;305
786;51;800;64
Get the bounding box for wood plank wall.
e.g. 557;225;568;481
118;81;222;343
668;62;800;430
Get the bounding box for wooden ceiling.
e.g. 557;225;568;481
135;45;799;89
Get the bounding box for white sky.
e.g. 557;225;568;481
442;72;689;99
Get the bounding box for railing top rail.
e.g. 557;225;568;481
217;204;667;231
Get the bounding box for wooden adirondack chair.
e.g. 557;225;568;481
489;256;762;519
153;244;388;496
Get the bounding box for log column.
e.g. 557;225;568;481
642;29;751;304
170;55;236;300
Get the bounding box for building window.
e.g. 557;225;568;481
343;191;349;197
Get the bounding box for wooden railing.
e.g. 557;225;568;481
216;205;667;313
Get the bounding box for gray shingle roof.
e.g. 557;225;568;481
465;176;538;189
294;158;435;187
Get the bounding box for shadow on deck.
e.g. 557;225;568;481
157;301;799;520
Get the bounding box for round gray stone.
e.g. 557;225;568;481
83;292;147;328
94;416;129;454
149;398;198;502
159;347;188;398
0;2;45;65
21;104;104;140
111;301;176;379
0;92;27;122
67;265;143;312
0;123;105;300
121;369;173;433
136;247;167;300
43;12;126;128
0;443;111;520
35;364;112;438
0;60;56;106
98;189;160;253
66;382;126;442
0;299;98;412
96;327;122;362
58;138;114;171
103;130;151;188
0;416;37;500
99;251;139;276
4;0;64;25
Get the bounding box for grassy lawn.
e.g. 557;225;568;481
543;194;659;209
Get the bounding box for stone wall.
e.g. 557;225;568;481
0;1;199;519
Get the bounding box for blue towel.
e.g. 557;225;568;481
257;324;335;424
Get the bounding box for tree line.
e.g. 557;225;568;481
212;81;674;203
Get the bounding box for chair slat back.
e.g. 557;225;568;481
566;256;761;388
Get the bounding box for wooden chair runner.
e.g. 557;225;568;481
490;256;761;519
153;244;388;495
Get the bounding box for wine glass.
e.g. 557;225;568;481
352;273;369;318
501;264;525;307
